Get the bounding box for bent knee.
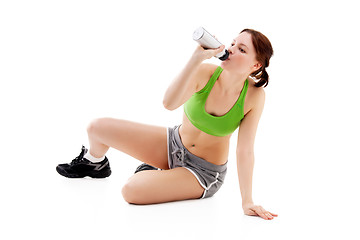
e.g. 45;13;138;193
87;117;113;135
121;181;142;204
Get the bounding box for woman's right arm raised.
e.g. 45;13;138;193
163;45;225;111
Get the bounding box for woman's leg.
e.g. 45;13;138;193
85;117;206;203
86;117;169;170
122;167;205;204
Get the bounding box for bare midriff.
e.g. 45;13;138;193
178;71;255;166
179;112;231;166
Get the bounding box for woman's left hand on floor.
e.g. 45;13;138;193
242;203;278;220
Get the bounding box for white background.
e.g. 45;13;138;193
1;0;359;239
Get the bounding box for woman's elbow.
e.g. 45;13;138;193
163;99;177;111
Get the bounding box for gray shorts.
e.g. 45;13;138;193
167;124;227;199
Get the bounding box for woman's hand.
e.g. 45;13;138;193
242;203;278;220
191;44;225;62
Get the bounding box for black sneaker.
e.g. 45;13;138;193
134;163;159;174
56;145;111;178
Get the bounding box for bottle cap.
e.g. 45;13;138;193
219;49;229;61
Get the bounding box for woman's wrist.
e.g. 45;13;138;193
190;51;206;63
242;199;254;207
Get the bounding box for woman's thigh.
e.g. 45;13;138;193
121;167;205;204
87;117;169;170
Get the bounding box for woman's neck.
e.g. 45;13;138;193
218;69;249;94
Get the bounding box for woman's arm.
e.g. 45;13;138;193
162;45;225;110
237;152;278;220
236;88;265;203
236;88;277;220
236;151;254;205
162;56;202;110
236;89;264;205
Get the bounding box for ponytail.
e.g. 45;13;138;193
251;67;269;88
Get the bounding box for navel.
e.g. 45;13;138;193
191;144;195;147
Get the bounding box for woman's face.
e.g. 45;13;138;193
221;32;261;76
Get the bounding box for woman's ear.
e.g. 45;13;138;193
253;63;262;71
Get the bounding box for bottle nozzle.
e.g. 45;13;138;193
218;49;229;61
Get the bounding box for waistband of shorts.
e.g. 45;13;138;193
172;124;228;173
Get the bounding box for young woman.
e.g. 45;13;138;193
56;29;278;220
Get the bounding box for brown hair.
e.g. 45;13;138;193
240;29;273;88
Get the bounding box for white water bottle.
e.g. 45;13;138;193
192;27;229;61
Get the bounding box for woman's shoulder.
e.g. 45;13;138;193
247;77;265;94
195;63;220;92
246;77;265;111
200;63;219;74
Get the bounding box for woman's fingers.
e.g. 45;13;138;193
254;206;277;220
266;212;273;219
215;45;225;53
253;207;269;220
257;206;269;220
192;44;225;61
260;206;275;219
244;204;278;220
269;211;278;217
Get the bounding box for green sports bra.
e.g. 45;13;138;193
184;66;249;137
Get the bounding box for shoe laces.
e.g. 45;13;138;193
70;146;88;165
